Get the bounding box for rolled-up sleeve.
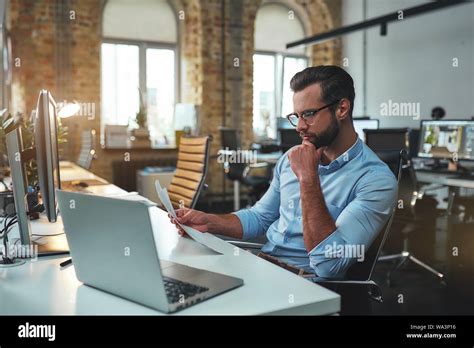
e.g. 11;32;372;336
232;157;284;241
308;171;398;279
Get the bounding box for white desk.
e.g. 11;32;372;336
59;161;128;196
0;207;340;315
416;171;474;189
0;161;339;315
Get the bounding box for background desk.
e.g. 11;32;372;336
60;161;128;196
0;164;340;316
416;171;474;189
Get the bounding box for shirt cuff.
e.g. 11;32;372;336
307;229;354;279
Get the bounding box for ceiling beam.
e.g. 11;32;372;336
286;0;470;49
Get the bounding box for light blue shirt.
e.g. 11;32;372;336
234;137;398;279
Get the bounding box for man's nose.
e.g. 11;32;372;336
296;117;308;133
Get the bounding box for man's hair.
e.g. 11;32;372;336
290;65;355;117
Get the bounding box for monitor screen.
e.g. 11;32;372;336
277;116;293;130
354;119;379;141
418;120;474;161
35;90;61;222
278;128;301;152
220;128;239;150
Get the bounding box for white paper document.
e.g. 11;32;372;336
154;180;223;254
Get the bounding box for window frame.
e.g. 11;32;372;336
100;38;179;144
253;50;308;139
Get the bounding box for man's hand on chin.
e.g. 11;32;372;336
288;139;324;183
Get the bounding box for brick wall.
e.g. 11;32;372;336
8;0;342;194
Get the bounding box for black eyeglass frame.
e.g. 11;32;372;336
286;99;341;127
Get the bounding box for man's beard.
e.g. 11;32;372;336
302;113;340;148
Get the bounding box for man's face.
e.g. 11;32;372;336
293;83;339;148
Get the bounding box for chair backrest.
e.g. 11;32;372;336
345;149;406;281
364;128;408;176
76;129;96;169
408;128;420;160
167;136;211;209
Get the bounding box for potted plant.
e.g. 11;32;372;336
130;88;151;148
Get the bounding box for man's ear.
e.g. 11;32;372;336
337;98;351;121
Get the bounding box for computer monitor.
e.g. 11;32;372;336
353;119;379;141
219;127;239;150
35;90;61;222
278;128;301;153
418;120;474;161
4;90;63;255
277;116;293;130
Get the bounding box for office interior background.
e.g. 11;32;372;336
0;0;473;316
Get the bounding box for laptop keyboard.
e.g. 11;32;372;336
163;277;209;304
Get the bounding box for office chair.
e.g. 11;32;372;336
167;136;211;209
301;149;405;314
228;150;405;314
76;129;97;170
378;158;445;282
219;127;271;210
363;129;444;282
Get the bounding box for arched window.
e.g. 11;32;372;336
101;0;178;144
253;3;308;139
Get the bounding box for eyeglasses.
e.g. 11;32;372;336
286;100;341;127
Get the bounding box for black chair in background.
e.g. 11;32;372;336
219;127;271;210
76;129;97;170
364;128;444;283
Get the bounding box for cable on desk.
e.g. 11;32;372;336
0;213;18;264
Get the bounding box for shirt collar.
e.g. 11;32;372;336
318;137;363;175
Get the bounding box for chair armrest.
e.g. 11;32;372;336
418;184;444;197
309;279;383;303
226;240;264;249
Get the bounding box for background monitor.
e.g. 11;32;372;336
278;128;301;153
353;119;379;141
34;90;61;222
418;120;474;161
277;116;293;130
219;127;239;150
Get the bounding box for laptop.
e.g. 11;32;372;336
56;190;243;313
